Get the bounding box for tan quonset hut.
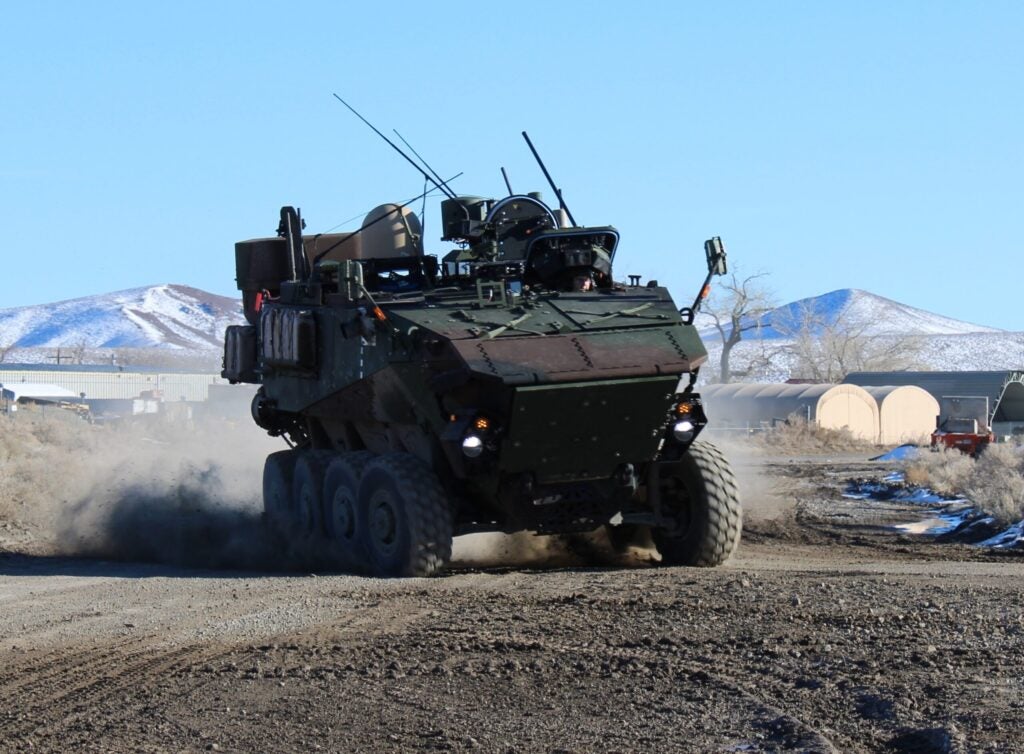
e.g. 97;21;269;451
845;370;1024;439
700;383;880;441
861;386;939;445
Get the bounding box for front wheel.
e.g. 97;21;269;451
357;453;453;577
651;441;742;567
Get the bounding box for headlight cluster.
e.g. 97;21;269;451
462;434;484;458
672;420;696;443
458;414;495;458
667;397;704;445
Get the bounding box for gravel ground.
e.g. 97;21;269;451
1;452;1023;753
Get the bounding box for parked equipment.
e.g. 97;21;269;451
931;396;994;456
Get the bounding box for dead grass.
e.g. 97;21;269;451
0;407;100;526
738;416;877;454
904;444;1024;525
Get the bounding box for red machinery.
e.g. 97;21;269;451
930;395;994;456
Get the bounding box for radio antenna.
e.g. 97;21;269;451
332;94;457;200
521;131;577;227
392;129;459;202
500;167;514;195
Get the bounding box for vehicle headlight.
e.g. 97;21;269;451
672;420;695;443
462;435;484;458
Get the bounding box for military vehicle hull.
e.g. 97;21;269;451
225;196;741;577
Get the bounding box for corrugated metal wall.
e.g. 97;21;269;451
0;368;227;402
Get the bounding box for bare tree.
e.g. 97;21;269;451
114;347;222;371
770;301;925;382
702;271;776;383
68;340;89;365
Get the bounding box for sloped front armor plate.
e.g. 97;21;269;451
501;376;678;483
451;327;701;385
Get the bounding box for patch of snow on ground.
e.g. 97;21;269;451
845;474;1022;549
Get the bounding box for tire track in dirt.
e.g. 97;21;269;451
0;639;231;747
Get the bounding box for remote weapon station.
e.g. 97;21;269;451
224;103;742;576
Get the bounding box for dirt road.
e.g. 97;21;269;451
2;526;1023;753
2;433;1024;753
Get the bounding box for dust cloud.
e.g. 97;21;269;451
1;408;798;573
452;529;656;570
0;407;286;569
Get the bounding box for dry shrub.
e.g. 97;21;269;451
0;407;101;525
963;444;1024;524
743;415;876;454
903;444;1024;525
903;447;975;495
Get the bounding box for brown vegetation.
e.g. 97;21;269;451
730;415;878;454
904;444;1024;524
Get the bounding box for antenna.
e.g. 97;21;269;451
392;129;459;202
500;167;514;195
332;94;456;200
521;131;577;227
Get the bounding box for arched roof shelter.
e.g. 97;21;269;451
861;386;939;445
845;370;1024;436
701;382;879;441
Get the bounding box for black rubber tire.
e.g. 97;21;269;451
356;453;453;577
322;451;375;570
652;441;742;567
291;451;334;540
263;450;298;534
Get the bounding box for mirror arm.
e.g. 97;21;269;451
680;237;727;325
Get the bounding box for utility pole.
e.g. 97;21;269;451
49;348;72;365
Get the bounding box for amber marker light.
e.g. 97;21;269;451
474;416;490;431
676;402;692;416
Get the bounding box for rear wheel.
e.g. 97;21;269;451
292;451;334;543
263;450;297;534
357;453;453;577
322;451;375;570
652;441;742;567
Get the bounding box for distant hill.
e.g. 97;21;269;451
1;284;1020;375
697;288;1003;340
0;285;244;354
696;288;1023;379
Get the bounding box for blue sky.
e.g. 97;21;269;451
2;2;1022;329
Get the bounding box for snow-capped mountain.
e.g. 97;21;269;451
697;288;1002;340
1;284;1020;374
0;285;244;352
696;288;1023;379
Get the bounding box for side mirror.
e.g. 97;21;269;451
340;259;364;301
704;236;728;276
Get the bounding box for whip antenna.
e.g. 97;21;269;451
521;131;577;227
332;93;457;200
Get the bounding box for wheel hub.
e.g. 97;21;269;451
370;498;398;551
333;490;356;539
661;476;693;535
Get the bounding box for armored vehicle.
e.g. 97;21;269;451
223;138;741;577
